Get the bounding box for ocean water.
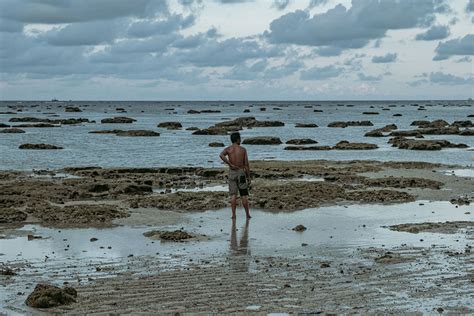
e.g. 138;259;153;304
0;100;472;171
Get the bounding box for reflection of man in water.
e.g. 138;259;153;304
220;132;251;219
229;219;250;272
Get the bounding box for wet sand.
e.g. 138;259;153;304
0;160;473;314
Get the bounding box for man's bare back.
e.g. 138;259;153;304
221;144;249;174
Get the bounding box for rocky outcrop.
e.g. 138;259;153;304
410;119;449;128
286;138;318;145
0;128;25;133
101;117;136;124
65;106;82;112
19;143;63;150
14;123;58;128
328;121;373;128
9;117;91;125
389;137;468;150
209;142;225;147
215;117;284;128
333;141;378;150
25;284;77;308
284;146;332;150
242;137;282;145
90;130;160;136
157;122;182;129
295;123;318;128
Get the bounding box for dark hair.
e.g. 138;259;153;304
230;132;241;143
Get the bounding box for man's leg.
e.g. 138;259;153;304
241;195;251;219
231;195;237;219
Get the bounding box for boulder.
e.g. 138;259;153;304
410;119;449;128
101;117;136;124
333;141;378;150
157;122;182;129
242;137;282;145
459;129;474;136
362;112;379;115
451;120;473;128
187;109;201;114
14;123;58;128
25;284;77;308
284;146;332;150
0;128;25;133
328;121;373;128
0;123;9;127
393;113;402;116
186;126;199;131
65;106;82;112
389;130;422;137
19;143;63;150
364;130;385;137
295;123;318;128
115;130;160;137
209;142;225;147
286;138;318;145
389;137;468;150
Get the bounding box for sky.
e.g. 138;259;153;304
0;0;473;101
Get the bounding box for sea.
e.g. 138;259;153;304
0;100;472;171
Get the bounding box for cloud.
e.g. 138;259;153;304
265;0;446;52
0;0;168;24
313;46;343;56
358;72;382;81
177;38;280;67
42;20;122;46
127;14;195;38
467;0;474;12
273;0;290;10
300;65;344;80
308;0;328;8
225;59;268;80
415;25;450;41
434;34;474;60
429;72;474;85
372;53;397;63
0;18;23;32
455;56;472;63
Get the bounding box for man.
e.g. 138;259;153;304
219;132;251;219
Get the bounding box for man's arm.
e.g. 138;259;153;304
219;147;236;169
244;149;250;180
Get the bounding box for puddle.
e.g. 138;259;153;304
443;168;474;178
153;184;227;193
28;172;81;179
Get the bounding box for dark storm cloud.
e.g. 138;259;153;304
265;0;448;51
415;25;450;41
300;65;344;80
372;53;397;63
273;0;290;10
429;72;474;85
433;34;474;60
0;0;168;24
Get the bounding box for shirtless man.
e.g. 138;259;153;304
219;132;251;219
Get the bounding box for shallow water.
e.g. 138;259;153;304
0;100;473;170
1;201;471;263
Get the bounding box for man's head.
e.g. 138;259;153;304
230;132;241;144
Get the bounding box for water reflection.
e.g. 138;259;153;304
229;219;251;272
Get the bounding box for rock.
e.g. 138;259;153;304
410;119;449;128
0;123;9;127
284;146;332;151
292;224;307;232
364;130;384;137
19;143;63;150
328;121;373;128
0;128;25;133
389;137;468;150
243;109;250;113
389;130;422;137
320;263;330;268
333;141;378;150
214;117;284;128
9;117;91;125
187;109;201;114
65;106;81;112
101;117;136;124
200;109;221;113
115;130;160;137
459;129;474;136
157;122;182;129
90;237;98;242
209;142;225;147
143;230;193;241
0;208;28;223
286;138;318;145
14;123;58;128
393;113;402;116
362;112;379;115
116;184;153;194
186;126;199;131
295;123;318;128
451;120;473;128
450;197;471;206
0;267;16;275
25;284;77;308
193;127;239;135
242;137;282;145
